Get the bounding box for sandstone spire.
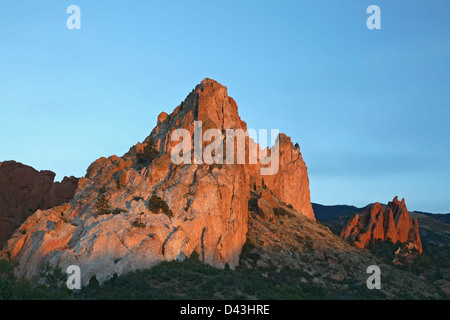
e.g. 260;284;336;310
340;197;423;253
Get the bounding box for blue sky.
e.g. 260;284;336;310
1;1;449;212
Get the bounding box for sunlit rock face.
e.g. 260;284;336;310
0;161;78;248
340;197;423;253
262;134;314;220
3;79;314;285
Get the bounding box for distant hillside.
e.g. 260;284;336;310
314;203;449;227
312;203;361;221
412;211;450;225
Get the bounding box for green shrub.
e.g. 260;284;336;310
96;193;111;216
88;275;100;291
148;195;173;217
138;138;159;164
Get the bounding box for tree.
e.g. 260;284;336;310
138;138;159;164
133;212;145;228
96;193;111;215
40;262;67;292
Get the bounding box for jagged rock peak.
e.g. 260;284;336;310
340;197;422;253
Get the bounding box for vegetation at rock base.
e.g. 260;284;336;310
111;208;128;215
2;242;445;300
88;275;100;291
0;260;73;300
76;250;328;300
365;239;399;262
0;250;328;300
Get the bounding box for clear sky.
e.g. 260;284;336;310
1;1;449;213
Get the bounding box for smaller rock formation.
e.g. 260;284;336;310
0;161;78;248
262;134;315;220
340;197;423;253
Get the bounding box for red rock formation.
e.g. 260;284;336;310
0;161;78;248
340;197;423;253
4;78;315;284
131;78;314;220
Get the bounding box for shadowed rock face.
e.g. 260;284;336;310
2;79;315;285
340;197;423;253
0;161;78;248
